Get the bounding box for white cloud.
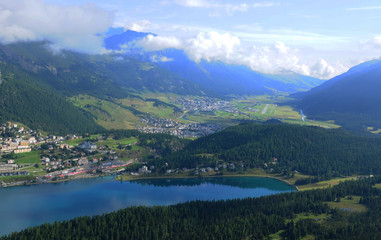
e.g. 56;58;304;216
138;34;183;51
174;0;276;15
0;0;112;53
310;59;335;78
137;31;344;79
224;3;249;14
186;32;241;61
347;6;381;11
174;0;211;7
366;36;381;48
252;2;276;8
233;23;263;32
151;55;174;62
124;20;152;32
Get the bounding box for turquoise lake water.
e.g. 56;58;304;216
0;176;295;236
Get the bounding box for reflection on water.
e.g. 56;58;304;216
131;177;294;191
0;176;294;236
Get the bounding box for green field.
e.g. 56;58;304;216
294;213;330;223
96;137;137;149
326;195;367;212
70;95;142;129
229;96;340;128
14;151;41;164
297;177;357;191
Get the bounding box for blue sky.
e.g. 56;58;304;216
2;0;381;78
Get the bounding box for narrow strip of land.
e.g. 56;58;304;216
262;104;269;114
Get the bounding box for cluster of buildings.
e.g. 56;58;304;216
172;97;230;112
0;123;37;154
0;122;80;155
139;116;222;138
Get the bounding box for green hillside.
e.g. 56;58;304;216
0;62;102;134
0;41;206;133
296;60;381;133
153;123;381;178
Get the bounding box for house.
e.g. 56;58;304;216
139;166;150;174
18;140;30;149
78;141;97;151
29;137;36;144
0;163;18;171
78;157;89;166
14;148;31;153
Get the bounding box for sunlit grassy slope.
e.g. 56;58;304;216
70;95;141;129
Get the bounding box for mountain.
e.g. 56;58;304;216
0;41;206;97
295;59;381;131
103;29;324;95
0;41;207;133
0;53;102;134
104;29;153;50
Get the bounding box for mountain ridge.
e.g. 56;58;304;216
103;29;324;95
296;58;381;132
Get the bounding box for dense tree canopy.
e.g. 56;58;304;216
152;123;381;178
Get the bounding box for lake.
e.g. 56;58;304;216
0;176;295;236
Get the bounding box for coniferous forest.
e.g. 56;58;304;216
0;65;103;134
150;123;381;179
2;177;381;240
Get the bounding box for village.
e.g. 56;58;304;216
171;96;231;112
0;118;257;188
137;97;242;137
0;122;141;187
139;115;222;138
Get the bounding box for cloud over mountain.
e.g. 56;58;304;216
0;0;112;53
137;31;342;79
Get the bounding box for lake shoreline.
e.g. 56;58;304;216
0;172;114;188
116;172;299;190
2;169;299;191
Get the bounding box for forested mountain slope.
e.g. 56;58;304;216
0;41;207;133
153;123;381;178
0;59;102;134
296;59;381;131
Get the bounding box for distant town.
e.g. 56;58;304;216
138;96;244;137
139;115;222;138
